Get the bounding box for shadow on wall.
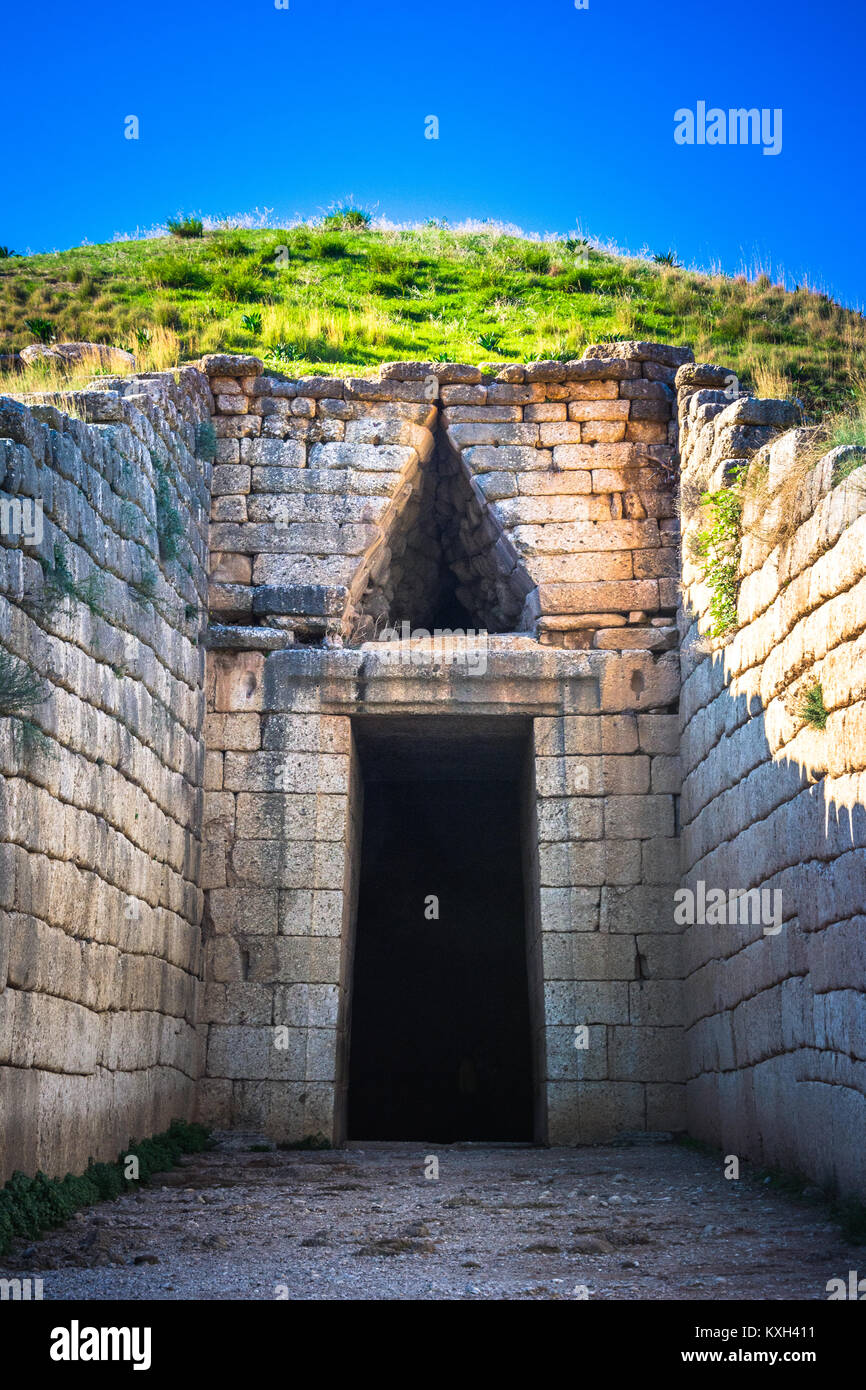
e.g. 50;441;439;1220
679;573;866;1199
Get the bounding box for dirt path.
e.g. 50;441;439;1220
3;1134;856;1301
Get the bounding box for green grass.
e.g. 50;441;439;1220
167;216;204;239
827;385;866;473
1;220;864;413
0;1119;212;1258
832;449;866;485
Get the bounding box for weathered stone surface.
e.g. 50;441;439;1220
584;341;694;368
4;346;861;1190
20;341;136;371
201;353;264;378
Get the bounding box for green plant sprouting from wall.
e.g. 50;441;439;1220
0;648;47;716
152;452;185;563
0;649;57;759
799;680;828;730
692;475;745;638
195;419;217;462
39;542;105;615
131;563;160;607
0;1120;212;1258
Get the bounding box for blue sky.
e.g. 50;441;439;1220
4;0;865;307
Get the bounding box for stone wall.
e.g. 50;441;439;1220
5;340;861;1185
199;639;687;1146
202;343;686;654
198;343;689;1146
0;368;213;1182
677;366;866;1196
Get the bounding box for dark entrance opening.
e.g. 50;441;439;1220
348;718;535;1142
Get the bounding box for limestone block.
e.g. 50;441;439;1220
231;839;346;891
539;839;640;887
216;394;249;415
274;982;340;1029
517;471;592;495
546;1080;646;1144
203;713;261;751
235;793;347;842
646;1083;686;1129
629;979;684;1026
542;932;638;980
538;886;600;932
534;717;603;757
537;796;604;841
626;421;668;444
545;1024;608;1080
651;754;681;792
525;403;568;422
551;380;619;401
223;752;350;794
207;888;279;936
544;979;630;1024
641;837;681;885
213;652;266;712
261;715;350;754
635;934;684;979
605;794;674;839
273;936;341;985
568;400;630;423
463;444;550;473
532;553;634;585
598;651;680;711
443;406;524;424
578;419;625;442
553;527;663;565
601;884;680;934
629;399;671;422
305;442;413;475
611;1025;684;1082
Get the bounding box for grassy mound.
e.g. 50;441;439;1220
1;220;863;415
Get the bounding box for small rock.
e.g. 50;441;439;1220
300;1231;330;1248
201;1235;230;1251
570;1235;615;1255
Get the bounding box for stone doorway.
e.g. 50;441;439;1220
346;717;538;1142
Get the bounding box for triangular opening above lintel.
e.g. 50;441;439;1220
350;428;533;641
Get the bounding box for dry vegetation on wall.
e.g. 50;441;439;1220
1;213;864;415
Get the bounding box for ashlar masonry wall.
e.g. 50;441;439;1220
676;364;866;1197
6;339;861;1189
0;369;213;1183
198;343;689;1147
